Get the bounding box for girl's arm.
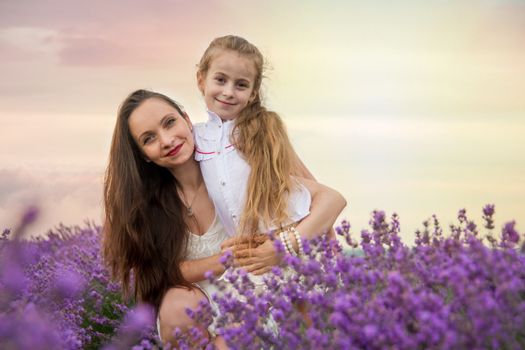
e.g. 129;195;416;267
291;147;316;181
292;177;346;239
222;178;347;274
179;254;226;283
291;147;339;240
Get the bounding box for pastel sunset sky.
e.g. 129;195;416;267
1;0;524;242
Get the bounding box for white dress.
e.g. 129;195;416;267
185;214;229;303
157;215;228;340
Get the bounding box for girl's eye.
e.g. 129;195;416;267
215;77;225;84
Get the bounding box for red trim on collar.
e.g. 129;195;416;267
195;145;234;154
195;149;215;155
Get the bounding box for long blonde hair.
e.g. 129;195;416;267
197;35;297;234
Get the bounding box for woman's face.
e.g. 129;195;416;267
128;97;194;169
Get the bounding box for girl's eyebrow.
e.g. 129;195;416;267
214;71;252;82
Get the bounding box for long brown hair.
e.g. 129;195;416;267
197;35;298;234
103;89;192;311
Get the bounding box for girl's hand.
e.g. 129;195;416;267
220;235;248;251
220;233;269;252
234;239;281;275
221;237;280;275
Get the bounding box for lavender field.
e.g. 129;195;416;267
1;205;524;349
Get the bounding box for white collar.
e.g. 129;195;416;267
206;109;236;127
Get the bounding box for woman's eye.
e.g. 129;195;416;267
143;135;154;145
165;117;176;127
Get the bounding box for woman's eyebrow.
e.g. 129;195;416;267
138;113;176;140
138;130;153;141
160;113;176;124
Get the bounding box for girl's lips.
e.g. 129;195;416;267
216;98;236;106
166;143;183;157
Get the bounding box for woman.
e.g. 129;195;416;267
103;89;346;348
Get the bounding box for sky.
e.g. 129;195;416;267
1;0;524;243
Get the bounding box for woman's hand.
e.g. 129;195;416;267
221;236;281;275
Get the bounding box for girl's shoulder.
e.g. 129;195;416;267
193;121;222;140
192;122;207;137
193;121;217;144
193;122;221;161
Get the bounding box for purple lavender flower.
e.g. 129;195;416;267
53;267;86;298
104;304;155;350
21;205;39;227
501;221;520;245
482;204;495;217
457;208;467;223
219;250;233;266
1;204;524;350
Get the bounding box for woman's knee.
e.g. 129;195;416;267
158;286;208;341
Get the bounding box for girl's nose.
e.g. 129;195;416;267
222;83;234;97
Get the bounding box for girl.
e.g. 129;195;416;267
194;35;343;271
103;89;345;347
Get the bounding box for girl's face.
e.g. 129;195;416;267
128;98;194;169
198;50;257;121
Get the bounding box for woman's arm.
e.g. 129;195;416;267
179;254;226;283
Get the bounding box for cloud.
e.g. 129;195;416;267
0;0;202;29
0;167;104;237
0;111;114;169
0;36;32;63
57;34;140;66
1;0;524;117
0;27;59;63
0;0;220;66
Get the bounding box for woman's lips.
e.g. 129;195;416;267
166;143;183;157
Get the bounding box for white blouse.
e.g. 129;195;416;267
194;110;311;236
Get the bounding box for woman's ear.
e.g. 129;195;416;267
182;111;193;131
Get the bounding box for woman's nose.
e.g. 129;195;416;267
159;131;174;148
